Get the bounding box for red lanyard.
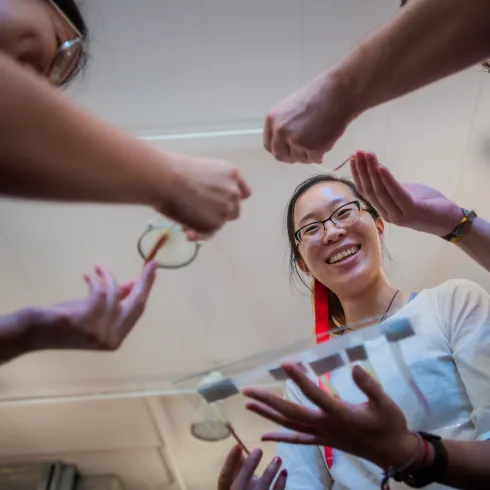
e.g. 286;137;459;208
313;279;333;469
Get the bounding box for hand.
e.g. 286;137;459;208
351;150;463;236
244;363;419;470
218;445;287;490
163;154;251;236
28;262;157;351
263;69;359;163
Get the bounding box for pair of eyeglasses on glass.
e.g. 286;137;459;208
48;1;83;86
294;200;364;246
137;221;201;269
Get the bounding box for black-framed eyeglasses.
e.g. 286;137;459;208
294;200;363;246
48;0;83;86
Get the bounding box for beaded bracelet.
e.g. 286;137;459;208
380;432;428;489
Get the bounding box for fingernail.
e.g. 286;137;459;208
272;456;282;465
280;469;288;478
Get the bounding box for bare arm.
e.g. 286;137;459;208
455;218;490;272
0;53;251;234
340;0;490;112
0;53;171;207
0;263;157;365
264;0;490;163
433;439;490;489
0;309;34;365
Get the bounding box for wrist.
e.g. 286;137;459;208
22;305;69;352
139;149;183;215
441;203;465;236
382;432;422;470
0;308;41;363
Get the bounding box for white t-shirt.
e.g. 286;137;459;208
274;279;490;490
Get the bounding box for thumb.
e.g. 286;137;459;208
352;365;386;407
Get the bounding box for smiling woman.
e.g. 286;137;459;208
286;174;392;329
223;171;490;489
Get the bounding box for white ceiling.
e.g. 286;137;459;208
1;0;490;488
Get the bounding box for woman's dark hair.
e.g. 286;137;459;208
285;174;381;328
52;0;89;84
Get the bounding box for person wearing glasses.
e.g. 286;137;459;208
218;169;490;489
0;0;251;364
262;0;490;163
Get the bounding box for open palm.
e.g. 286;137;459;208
244;364;415;470
351;151;463;236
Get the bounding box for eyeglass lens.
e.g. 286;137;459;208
298;202;360;245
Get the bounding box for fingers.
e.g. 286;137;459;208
279;363;345;417
237;175;252;200
244;386;323;425
218;444;243;490
118;261;157;343
350;155;365;196
233;448;263;488
263;116;273;153
259;456;283;488
94;266;121;345
245;399;317;435
95;265;119;313
291;147;308;164
261;431;323;446
271;131;294;163
273;469;288;490
365;153;402;219
84;271;106;318
352;365;387;408
351;150;377;203
182;226;213;242
377;164;413;211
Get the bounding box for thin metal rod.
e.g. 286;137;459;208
145;230;170;263
226;423;250;455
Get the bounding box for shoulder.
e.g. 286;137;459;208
427;279;489;313
429;278;487;298
422;279;490;340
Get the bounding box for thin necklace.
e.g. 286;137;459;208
331;289;401;336
378;289;400;324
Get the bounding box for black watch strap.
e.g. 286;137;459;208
401;432;449;488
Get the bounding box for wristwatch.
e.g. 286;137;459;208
441;208;477;243
393;432;449;488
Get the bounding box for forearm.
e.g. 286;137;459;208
436;439;490;489
0;53;174;208
0;308;36;365
335;0;490;113
382;436;490;489
455;218;490;272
